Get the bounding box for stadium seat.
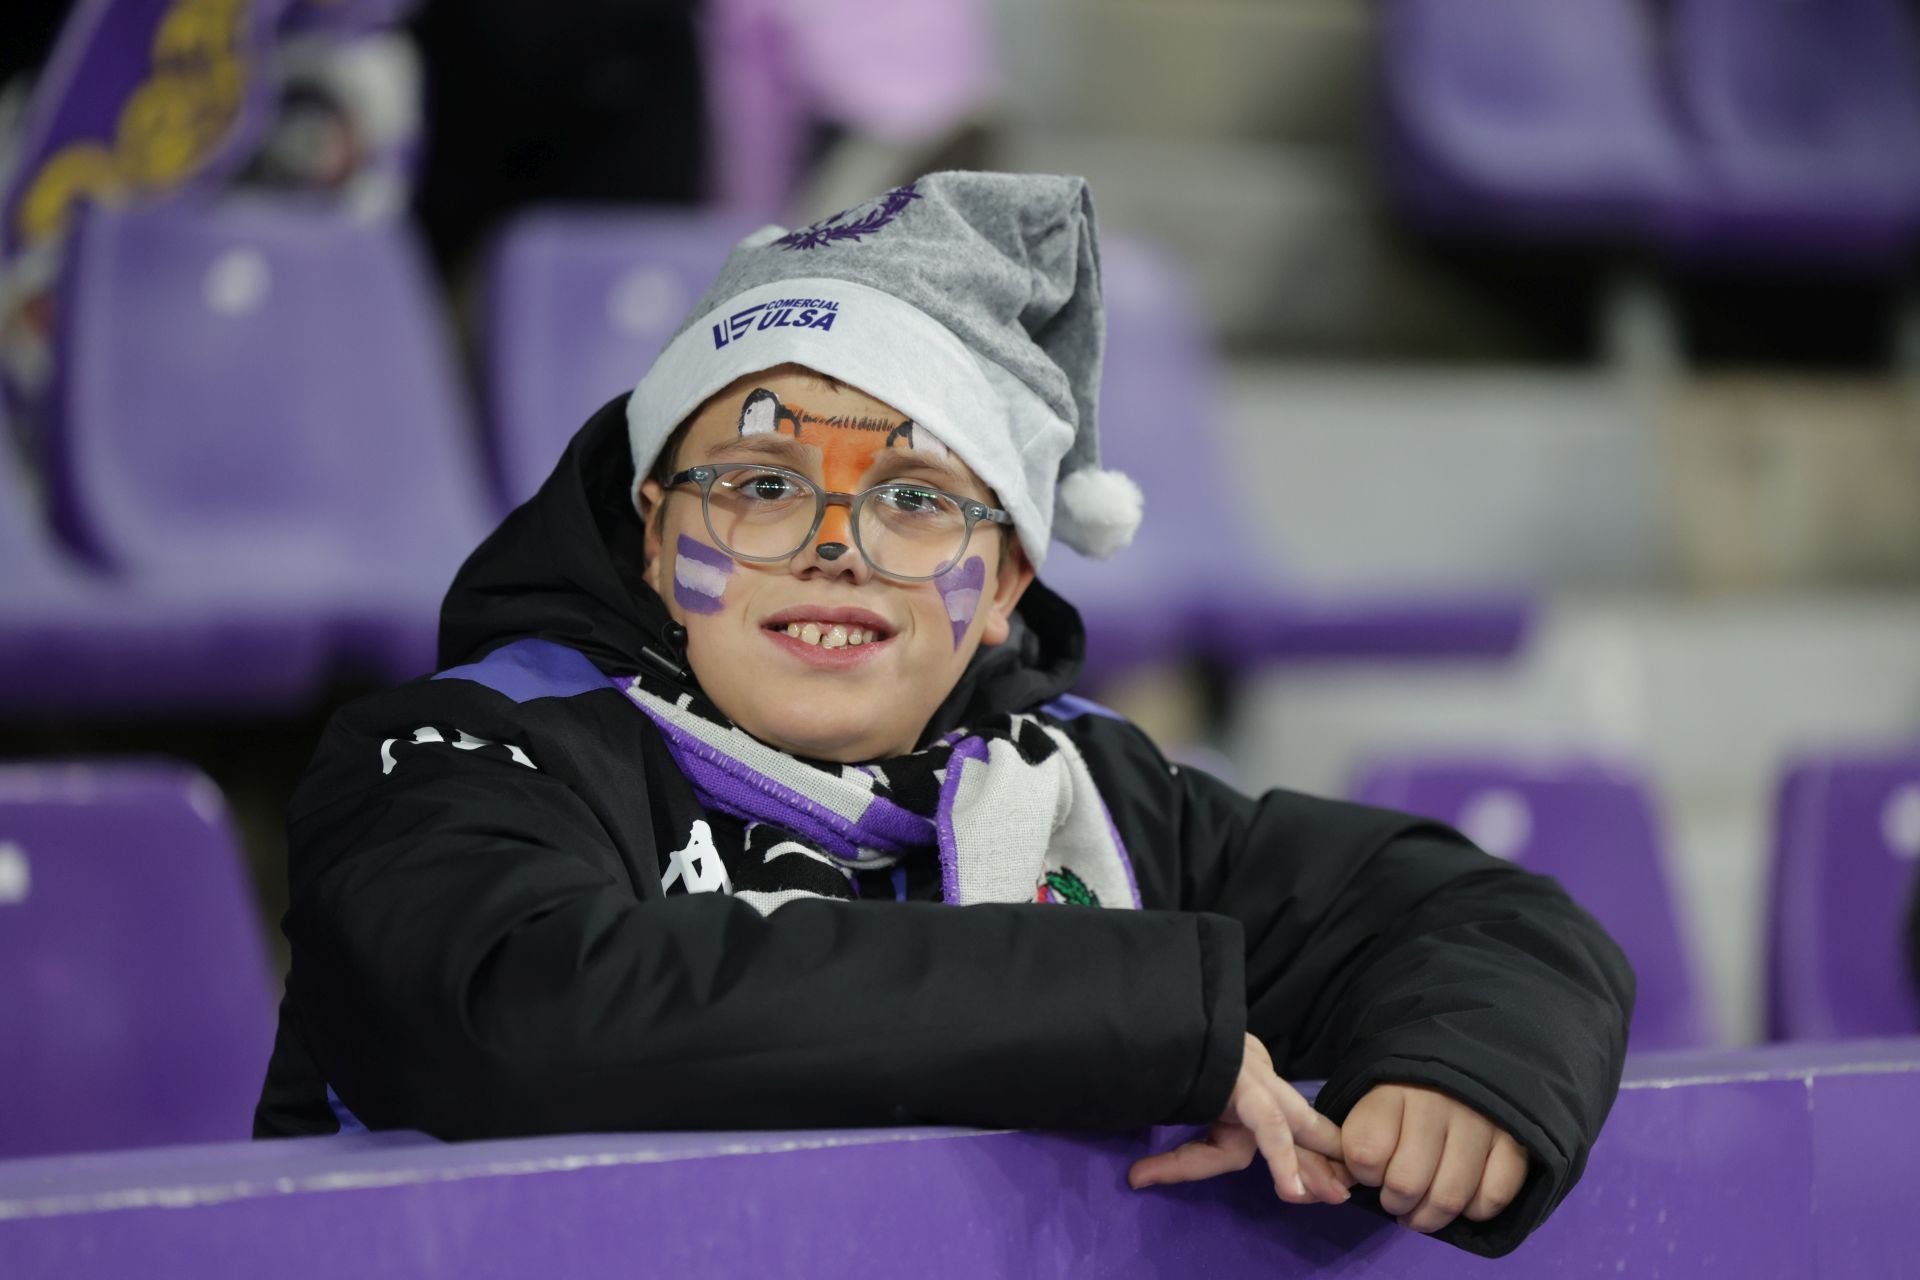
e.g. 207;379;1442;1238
1378;0;1689;241
1766;747;1920;1041
1352;753;1712;1050
0;761;277;1157
482;206;761;510
46;199;494;686
1665;0;1920;267
0;405;330;716
1040;235;1531;684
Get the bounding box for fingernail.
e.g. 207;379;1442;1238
1292;1175;1308;1198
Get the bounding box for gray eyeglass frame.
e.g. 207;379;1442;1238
664;462;1014;582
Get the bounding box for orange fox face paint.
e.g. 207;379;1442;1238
735;385;953;546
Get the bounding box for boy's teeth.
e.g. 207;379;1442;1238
780;621;883;647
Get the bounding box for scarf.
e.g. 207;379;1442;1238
616;671;1140;917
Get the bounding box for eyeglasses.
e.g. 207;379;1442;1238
664;462;1013;581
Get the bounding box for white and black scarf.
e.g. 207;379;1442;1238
618;671;1140;916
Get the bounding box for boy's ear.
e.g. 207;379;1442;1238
978;537;1036;648
637;478;666;597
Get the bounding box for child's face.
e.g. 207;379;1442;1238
640;369;1034;762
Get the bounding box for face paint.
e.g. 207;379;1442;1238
936;556;985;649
673;534;733;615
734;388;959;557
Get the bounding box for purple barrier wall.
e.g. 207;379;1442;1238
4;1041;1917;1278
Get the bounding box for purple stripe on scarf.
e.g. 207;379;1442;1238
629;692;936;858
1096;790;1143;909
934;735;992;903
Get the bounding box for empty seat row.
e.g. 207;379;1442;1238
2;199;1529;717
1354;746;1920;1051
1382;0;1920;267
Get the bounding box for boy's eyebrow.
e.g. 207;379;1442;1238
863;447;978;495
701;434;814;464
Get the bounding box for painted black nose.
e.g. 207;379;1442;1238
816;542;849;561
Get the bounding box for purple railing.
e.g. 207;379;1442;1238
3;1040;1916;1277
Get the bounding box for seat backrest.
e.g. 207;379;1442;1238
481;207;760;510
1353;753;1712;1050
0;761;277;1157
1671;0;1920;207
48;199;492;590
1767;748;1920;1041
1381;0;1685;228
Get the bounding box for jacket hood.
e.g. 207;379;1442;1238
438;395;1090;739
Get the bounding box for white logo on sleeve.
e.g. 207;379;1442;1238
661;821;732;895
380;726;537;776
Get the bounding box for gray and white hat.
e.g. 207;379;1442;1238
626;170;1142;570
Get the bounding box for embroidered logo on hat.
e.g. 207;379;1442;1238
775;182;922;251
710;297;842;349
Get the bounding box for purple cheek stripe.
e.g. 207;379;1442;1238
673;535;732;615
937;556;986;649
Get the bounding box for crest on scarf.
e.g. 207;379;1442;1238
775;182;922;251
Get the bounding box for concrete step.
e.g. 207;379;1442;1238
996;0;1376;147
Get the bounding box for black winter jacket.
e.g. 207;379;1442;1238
256;397;1634;1258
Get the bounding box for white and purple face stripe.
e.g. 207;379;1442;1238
936;556;985;649
674;535;733;615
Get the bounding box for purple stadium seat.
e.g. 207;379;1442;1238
1665;0;1920;266
482;207;762;509
1040;236;1531;684
1;412;330;716
1767;747;1920;1041
46;199;494;686
1352;753;1711;1050
1378;0;1689;241
0;761;277;1158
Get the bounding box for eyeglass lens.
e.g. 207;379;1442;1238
704;466;970;579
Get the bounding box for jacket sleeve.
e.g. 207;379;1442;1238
1075;718;1634;1259
278;686;1247;1142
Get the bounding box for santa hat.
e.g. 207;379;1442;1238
626;171;1142;570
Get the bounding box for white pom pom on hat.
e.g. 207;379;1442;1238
1053;465;1143;559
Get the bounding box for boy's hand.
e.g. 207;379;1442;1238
1341;1083;1530;1233
1128;1034;1353;1206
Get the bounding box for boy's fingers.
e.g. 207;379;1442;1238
1340;1088;1405;1186
1266;1077;1346;1164
1404;1117;1494;1234
1296;1150;1352;1205
1237;1083;1314;1203
1376;1095;1447;1217
1128;1121;1254;1189
1464;1133;1531;1222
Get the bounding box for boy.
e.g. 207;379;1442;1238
256;173;1632;1259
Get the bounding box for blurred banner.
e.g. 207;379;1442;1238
0;0;419;421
